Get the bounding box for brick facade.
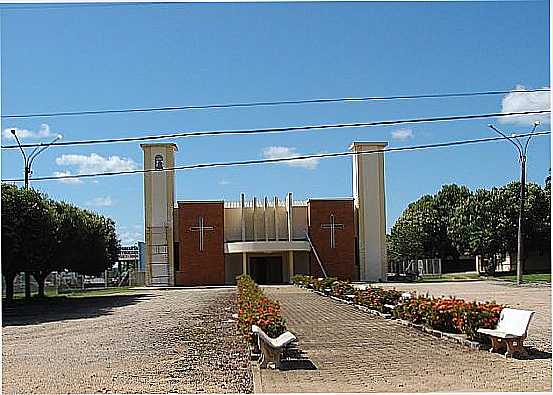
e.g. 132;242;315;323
308;199;358;281
176;202;225;286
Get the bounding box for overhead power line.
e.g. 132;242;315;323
4;131;550;183
1;88;550;119
2;109;550;150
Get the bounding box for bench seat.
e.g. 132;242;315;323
252;325;297;369
476;328;519;339
477;308;535;358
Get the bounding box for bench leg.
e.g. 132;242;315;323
489;336;506;354
504;337;526;358
259;342;282;369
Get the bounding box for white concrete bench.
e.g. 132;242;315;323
477;307;535;358
252;325;297;369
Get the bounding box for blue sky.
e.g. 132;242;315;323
1;1;550;245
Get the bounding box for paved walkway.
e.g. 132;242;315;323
258;285;551;393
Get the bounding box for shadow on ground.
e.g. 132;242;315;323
2;293;154;326
280;346;317;371
525;347;552;360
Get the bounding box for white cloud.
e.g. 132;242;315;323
87;196;114;207
53;170;83;184
261;146;320;170
118;230;143;245
219;179;231;185
55;153;138;174
500;85;551;126
391;128;414;141
2;124;54;140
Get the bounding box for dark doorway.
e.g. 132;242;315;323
249;256;283;284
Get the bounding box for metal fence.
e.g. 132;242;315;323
2;269;146;297
389;258;442;277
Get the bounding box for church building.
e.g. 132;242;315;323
141;142;387;286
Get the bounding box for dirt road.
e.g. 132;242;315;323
2;288;252;394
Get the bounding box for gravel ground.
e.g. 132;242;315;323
2;288;253;394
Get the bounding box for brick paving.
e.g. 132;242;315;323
258;285;551;393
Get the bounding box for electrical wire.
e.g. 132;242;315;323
2;109;549;150
2;88;549;119
4;131;549;183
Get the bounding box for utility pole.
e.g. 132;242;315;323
11;129;62;298
488;121;540;285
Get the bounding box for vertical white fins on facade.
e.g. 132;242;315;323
350;142;387;282
141;143;178;286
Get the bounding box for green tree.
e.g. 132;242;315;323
1;184;56;300
388;184;471;266
2;184;120;300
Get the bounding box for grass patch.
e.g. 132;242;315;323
416;272;482;282
9;287;138;300
491;273;551;283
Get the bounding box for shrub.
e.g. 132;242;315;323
330;280;355;297
236;274;287;343
291;274;312;286
394;295;502;339
311;277;338;292
353;287;402;312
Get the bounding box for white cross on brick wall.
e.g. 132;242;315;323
189;217;214;252
320;214;344;249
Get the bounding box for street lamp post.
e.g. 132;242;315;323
10;129;62;298
488;121;540;285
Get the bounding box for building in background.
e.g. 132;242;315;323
141;142;387;286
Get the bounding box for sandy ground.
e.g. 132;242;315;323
2;288;252;394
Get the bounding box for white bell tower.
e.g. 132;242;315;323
350;142;387;282
141;143;178;286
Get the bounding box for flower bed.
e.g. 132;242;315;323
236;274;287;343
291;275;503;341
394;296;503;339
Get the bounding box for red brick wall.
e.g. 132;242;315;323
308;199;358;281
176;202;225;286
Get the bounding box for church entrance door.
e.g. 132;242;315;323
249;256;283;284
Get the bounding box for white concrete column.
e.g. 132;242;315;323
350;142;387;282
264;197;269;241
141;143;178;287
286;192;293;241
274;196;279;241
240;193;246;241
253;197;257;241
242;252;248;275
288;250;294;283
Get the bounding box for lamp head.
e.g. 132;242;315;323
10;129;16;135
533;120;541;126
56;134;63;140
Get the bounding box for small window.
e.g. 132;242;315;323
154;154;164;170
174;242;180;272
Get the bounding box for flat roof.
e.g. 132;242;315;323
307;197;354;201
177;200;225;204
140;143;178;150
349;141;388;149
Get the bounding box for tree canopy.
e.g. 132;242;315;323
2;183;120;300
388;181;550;274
